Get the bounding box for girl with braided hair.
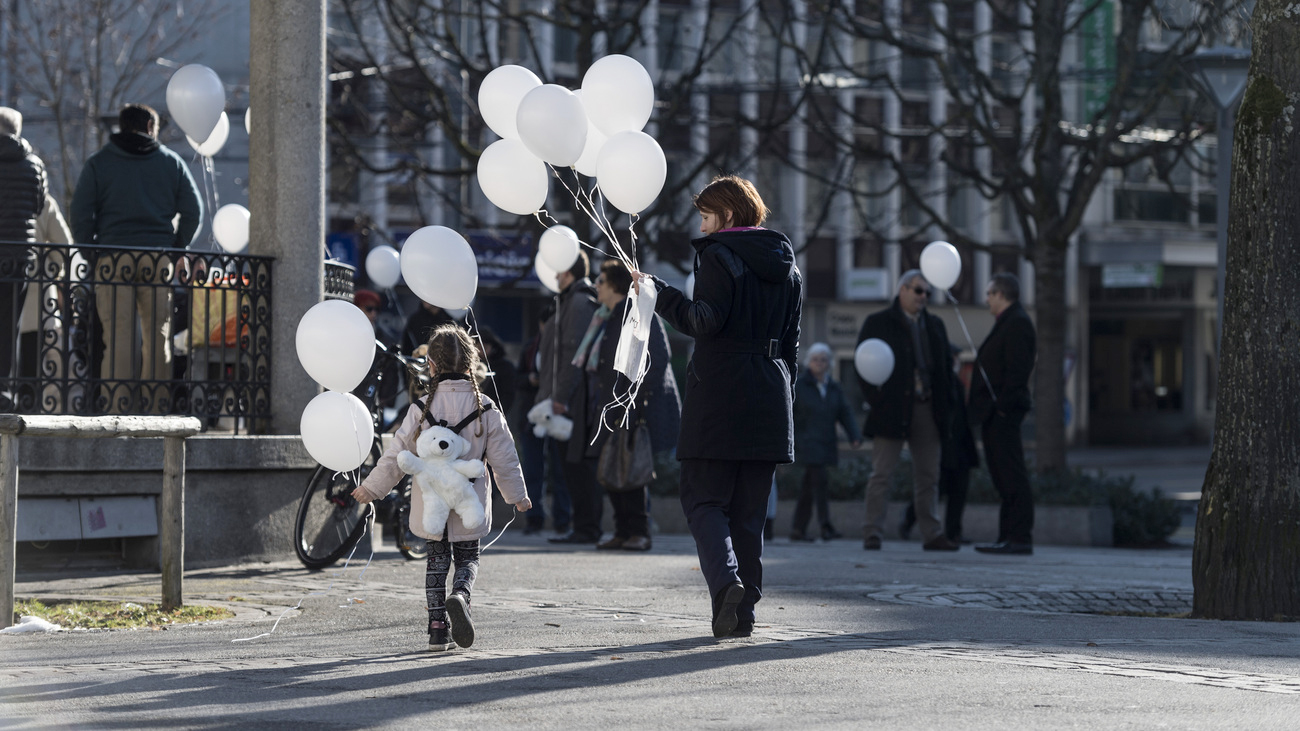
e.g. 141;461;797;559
353;324;531;652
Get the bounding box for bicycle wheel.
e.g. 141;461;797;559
394;480;429;561
294;465;370;570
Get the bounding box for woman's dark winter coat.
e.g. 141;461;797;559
653;228;803;463
793;370;861;467
856;298;952;441
583;296;682;459
0;134;47;242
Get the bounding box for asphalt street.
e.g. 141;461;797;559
5;527;1300;729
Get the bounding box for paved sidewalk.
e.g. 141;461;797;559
5;533;1300;729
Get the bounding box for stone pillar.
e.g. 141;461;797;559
249;0;326;434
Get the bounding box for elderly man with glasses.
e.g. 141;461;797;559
855;270;960;552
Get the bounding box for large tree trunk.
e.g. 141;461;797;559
1033;239;1068;474
1193;2;1300;620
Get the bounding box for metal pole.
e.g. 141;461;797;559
1215;104;1234;352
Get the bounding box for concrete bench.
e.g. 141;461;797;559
1;415;202;628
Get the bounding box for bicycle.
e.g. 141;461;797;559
293;340;430;570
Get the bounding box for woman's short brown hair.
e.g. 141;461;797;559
600;258;633;296
693;175;769;228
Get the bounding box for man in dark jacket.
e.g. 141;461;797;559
857;270;960;552
539;251;602;544
969;272;1037;555
71;104;202;414
0;108;47;406
648;175;802;639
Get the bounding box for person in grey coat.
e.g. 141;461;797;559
537;250;602;544
791;342;861;541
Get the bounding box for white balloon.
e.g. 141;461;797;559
365;245;402;288
534;252;560;293
166;64;226;143
296;300;376;393
300;391;374;473
400;226;478;309
478;65;542;140
539;225;580;273
920;240;962;291
572;90;608;177
685;272;696;300
244;106;251;135
212;203;250;253
854;338;896;387
581;54;655;137
516;84;588;167
477;138;549;216
596;131;666;214
186;111;229;157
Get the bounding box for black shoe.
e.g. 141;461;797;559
427;621;454;652
923;535;961;551
712;581;745;638
446;592;474;648
975;541;1033;555
548;532;599;544
790;531;816;543
730;619;754;638
821;525;843;541
863;535;882;550
522;523;544;535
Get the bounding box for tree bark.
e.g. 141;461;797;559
1033;239;1068;474
1193;0;1300;620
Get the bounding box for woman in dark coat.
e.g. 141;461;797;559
791;342;861;541
642;175;803;639
581;259;681;552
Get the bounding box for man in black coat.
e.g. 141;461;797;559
970;272;1037;555
0;107;47;405
857;270;960;552
646;175;802;639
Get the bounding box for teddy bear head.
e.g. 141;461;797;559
415;424;471;461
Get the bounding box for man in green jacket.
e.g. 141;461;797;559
71;104;202;413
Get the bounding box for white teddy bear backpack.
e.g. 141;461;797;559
396;392;494;537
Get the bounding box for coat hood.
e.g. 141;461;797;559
694;228;795;283
109;132;161;156
0;133;32;162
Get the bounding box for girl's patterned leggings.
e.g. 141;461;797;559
426;537;481;627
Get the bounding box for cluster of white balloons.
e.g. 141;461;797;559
295;300;377;473
299;226;481;472
853;241;964;386
167;64;256;255
476;55;667;218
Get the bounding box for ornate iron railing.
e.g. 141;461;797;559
1;242;273;432
324;259;356;301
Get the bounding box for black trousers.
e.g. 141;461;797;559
982;411;1033;545
903;465;971;541
0;280;29;389
607;486;649;538
791;464;832;535
679;458;775;624
561;457;603;540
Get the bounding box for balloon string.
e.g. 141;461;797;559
948;295;997;405
233;502;375;643
543;165;636;272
